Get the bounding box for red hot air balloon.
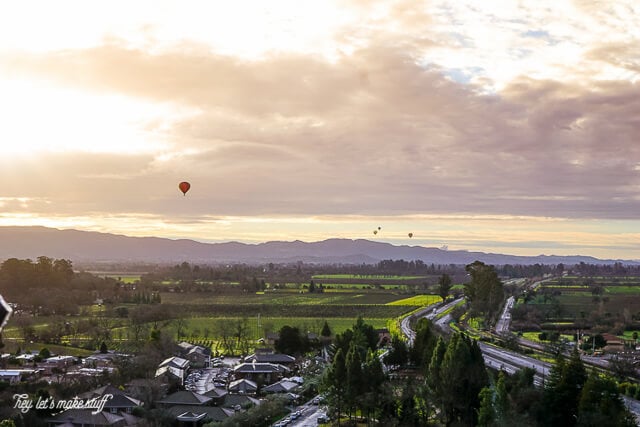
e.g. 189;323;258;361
179;181;191;196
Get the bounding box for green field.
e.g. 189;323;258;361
312;274;427;280
180;316;389;338
90;272;142;283
160;292;408;305
387;295;441;306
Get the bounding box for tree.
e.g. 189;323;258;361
438;333;488;426
345;343;363;420
409;318;437;368
577;372;636;426
438;273;453;302
477;387;495;427
543;348;587;426
39;347;51;359
426;336;447;413
384;335;409;367
320;320;332;338
361;350;386;423
324;348;347;425
464;261;505;320
275;325;308;355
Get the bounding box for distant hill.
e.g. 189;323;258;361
0;226;637;266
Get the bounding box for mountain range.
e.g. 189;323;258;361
0;226;637;266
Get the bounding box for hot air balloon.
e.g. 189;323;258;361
378;226;381;230
179;181;191;196
408;232;413;238
373;230;378;235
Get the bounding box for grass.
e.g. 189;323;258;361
2;341;95;357
160;292;407;305
180;316;389;338
312;274;427;280
386;295;441;306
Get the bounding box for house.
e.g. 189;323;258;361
0;369;39;384
203;387;228;406
244;351;295;366
155;356;190;384
78;385;143;415
265;332;280;345
157;391;212;408
177;342;211;368
228;378;257;394
157;390;234;426
232;362;289;385
42;355;76;375
47;408;142;426
602;333;625;353
220;394;261;411
262;379;299;394
83;352;130;369
164;405;234;426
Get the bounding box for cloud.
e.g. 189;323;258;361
2;36;640;221
1;0;639;230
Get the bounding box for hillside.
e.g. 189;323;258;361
0;226;636;265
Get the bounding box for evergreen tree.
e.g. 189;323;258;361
409;318;437;368
438;273;453;302
427;336;447;415
324;348;346;423
321;320;332;338
438;333;488;426
345;343;363;420
577;372;636;427
384;335;409;367
361;350;386;423
543;348;587;426
477;387;495;427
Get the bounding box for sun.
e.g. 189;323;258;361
0;77;174;155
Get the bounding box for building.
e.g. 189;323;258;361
228;378;258;394
232;362;289;385
155;356;190;384
157;391;212;408
177;342;211;368
602;333;625;353
262;379;299;394
78;384;143;415
0;368;39;384
47;408;141;426
244;350;296;367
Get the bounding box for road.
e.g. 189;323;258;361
495;296;514;335
286;398;327;427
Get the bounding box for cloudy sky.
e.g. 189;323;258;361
1;0;639;259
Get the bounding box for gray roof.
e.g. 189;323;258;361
165;405;234;422
263;380;299;394
78;385;142;408
228;378;257;393
204;387;228;399
158;390;212;406
233;362;289;374
221;394;261;409
247;353;296;364
159;356;189;369
47;409;124;426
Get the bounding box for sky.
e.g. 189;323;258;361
1;0;640;260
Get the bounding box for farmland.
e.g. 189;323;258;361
511;275;640;339
2;260;459;356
